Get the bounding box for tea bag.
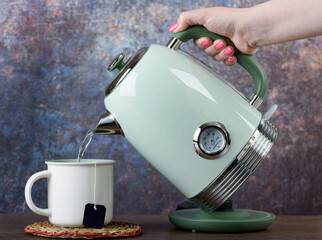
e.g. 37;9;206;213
83;161;106;229
83;203;106;229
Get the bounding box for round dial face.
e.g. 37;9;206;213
199;127;227;155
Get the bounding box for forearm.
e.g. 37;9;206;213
241;0;322;48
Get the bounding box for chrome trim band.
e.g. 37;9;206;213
190;119;277;212
249;94;263;108
166;37;184;50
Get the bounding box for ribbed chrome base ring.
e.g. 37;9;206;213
191;119;278;212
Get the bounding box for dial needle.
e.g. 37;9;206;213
212;141;221;150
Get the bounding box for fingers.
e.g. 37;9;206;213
169;9;207;33
194;37;213;49
194;38;237;66
168;8;238;66
224;55;237;66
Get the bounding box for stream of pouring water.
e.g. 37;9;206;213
77;131;94;162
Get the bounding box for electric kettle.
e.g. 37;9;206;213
95;26;278;212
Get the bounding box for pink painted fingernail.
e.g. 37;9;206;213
227;57;234;63
201;40;211;47
168;22;178;32
224;46;234;55
215;41;226;50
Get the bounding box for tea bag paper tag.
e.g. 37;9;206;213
83;203;106;229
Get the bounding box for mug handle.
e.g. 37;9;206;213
25;170;52;217
168;25;268;108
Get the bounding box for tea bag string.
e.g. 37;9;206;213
93;161;97;211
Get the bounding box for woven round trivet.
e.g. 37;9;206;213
24;221;143;239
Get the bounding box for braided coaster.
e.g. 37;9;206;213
24;221;143;239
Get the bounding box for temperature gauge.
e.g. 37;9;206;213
193;122;230;159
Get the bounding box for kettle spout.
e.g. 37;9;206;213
93;111;123;135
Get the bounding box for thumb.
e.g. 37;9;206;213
173;9;206;33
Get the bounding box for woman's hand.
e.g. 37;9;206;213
169;7;257;66
169;1;322;66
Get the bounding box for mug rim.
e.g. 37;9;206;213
45;159;115;166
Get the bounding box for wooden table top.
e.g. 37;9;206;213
0;214;321;240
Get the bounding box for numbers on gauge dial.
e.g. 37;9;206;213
199;127;226;155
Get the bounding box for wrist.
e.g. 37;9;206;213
231;8;259;54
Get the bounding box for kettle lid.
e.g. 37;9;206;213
106;47;148;95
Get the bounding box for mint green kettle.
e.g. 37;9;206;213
95;26;278;212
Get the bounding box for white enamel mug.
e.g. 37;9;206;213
25;159;115;227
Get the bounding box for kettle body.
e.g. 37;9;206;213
105;44;261;196
99;26;277;210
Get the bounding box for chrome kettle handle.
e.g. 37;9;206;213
167;25;268;108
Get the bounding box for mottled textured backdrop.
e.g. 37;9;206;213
0;0;321;215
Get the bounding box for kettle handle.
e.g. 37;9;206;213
168;25;267;108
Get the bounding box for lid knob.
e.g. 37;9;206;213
108;53;125;71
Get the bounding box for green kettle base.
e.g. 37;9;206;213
168;208;275;233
